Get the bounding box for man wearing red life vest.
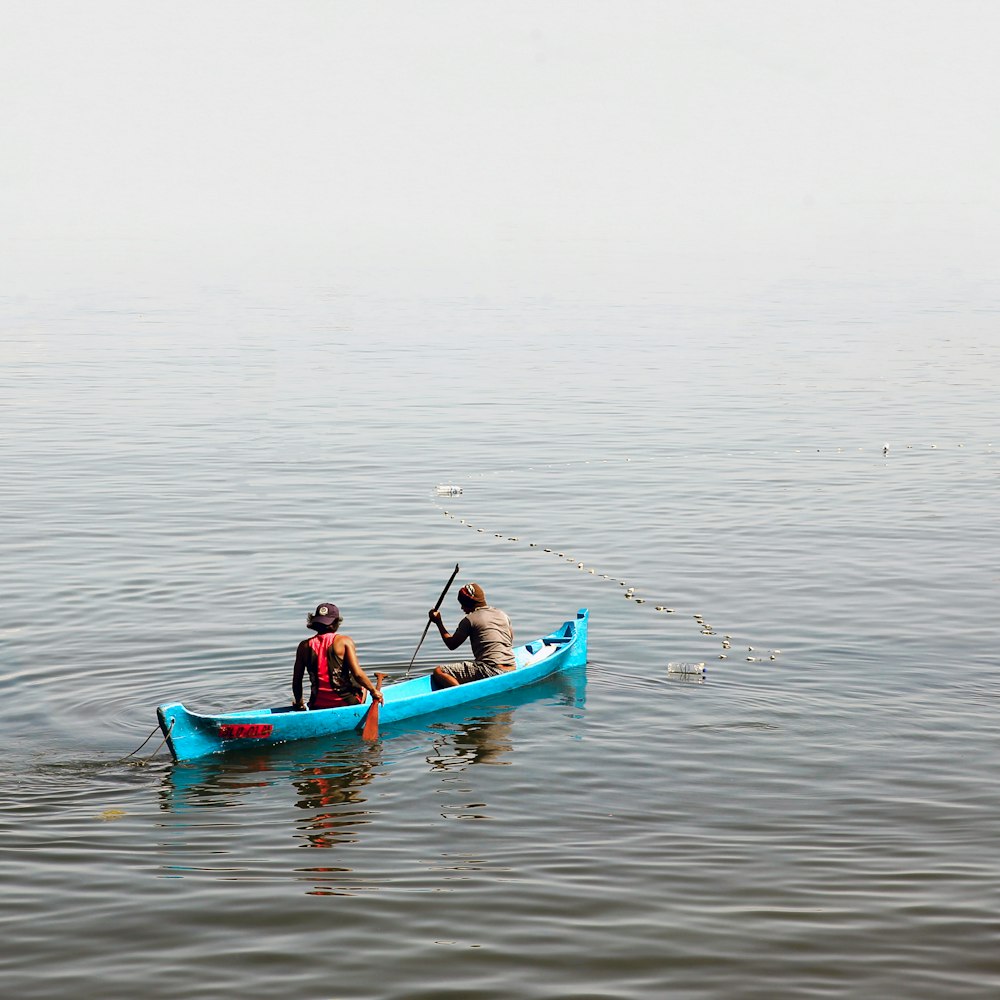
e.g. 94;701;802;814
427;582;516;690
292;602;385;711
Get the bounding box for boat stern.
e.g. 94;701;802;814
156;703;225;762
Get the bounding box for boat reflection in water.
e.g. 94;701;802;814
158;663;587;893
291;746;381;851
157;751;276;813
425;711;515;770
422;662;586;770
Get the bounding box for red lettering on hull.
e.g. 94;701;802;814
218;723;274;739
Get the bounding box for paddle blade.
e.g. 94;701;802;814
360;703;379;741
360;672;387;741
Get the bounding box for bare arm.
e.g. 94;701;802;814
429;609;468;651
292;641;308;709
341;635;384;704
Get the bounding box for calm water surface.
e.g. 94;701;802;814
2;265;999;998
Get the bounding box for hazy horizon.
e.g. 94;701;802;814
4;0;1000;298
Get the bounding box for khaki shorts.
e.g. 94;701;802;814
438;660;512;684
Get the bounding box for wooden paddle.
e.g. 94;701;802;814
405;563;461;676
360;672;387;741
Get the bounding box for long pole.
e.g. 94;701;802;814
405;563;460;676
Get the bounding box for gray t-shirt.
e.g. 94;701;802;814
452;606;515;668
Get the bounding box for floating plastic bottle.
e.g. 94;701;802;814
667;661;707;676
435;484;463;496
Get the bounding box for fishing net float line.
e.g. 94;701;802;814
429;438;995;665
434;506;778;664
431;485;780;666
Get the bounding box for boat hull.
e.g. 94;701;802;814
157;609;588;761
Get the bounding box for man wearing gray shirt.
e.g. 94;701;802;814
427;582;515;689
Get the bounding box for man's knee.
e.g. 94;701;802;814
431;667;459;690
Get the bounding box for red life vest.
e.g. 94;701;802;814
307;633;362;709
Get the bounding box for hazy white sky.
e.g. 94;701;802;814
3;0;999;294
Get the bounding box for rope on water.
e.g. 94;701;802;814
120;719;173;766
121;724;160;758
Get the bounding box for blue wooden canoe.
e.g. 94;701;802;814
157;609;588;762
